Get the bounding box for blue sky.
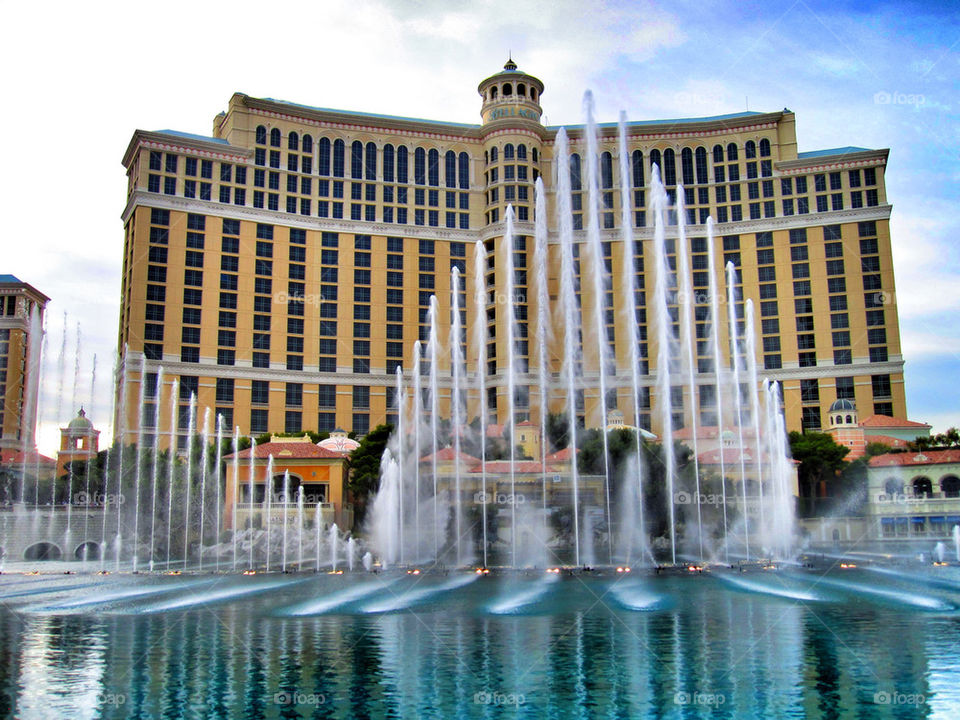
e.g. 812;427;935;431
1;0;957;451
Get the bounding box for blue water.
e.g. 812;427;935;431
2;567;960;718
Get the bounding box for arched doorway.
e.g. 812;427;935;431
74;541;101;561
884;478;902;497
272;473;302;503
24;542;62;561
941;476;960;498
912;477;933;498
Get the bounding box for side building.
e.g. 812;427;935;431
116;60;905;450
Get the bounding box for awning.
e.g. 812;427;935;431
911;517;926;524
880;517;895;525
930;516;946;524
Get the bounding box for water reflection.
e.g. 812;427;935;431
0;573;954;718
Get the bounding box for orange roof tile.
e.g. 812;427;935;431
869;449;960;468
859;414;931;429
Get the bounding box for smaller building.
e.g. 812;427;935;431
223;435;352;531
56;408;100;479
826;399;931;459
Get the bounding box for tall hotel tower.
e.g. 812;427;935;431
118;60;904;449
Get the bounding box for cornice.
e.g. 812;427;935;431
778;149;889;173
122;130;250;168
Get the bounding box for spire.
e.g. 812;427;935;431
504;56;517;71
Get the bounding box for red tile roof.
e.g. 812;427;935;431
545;447;578;462
863;434;911;449
860;414;931;429
419;447;481;464
869;450;960;468
697;448;756;465
225;442;349;460
0;449;57;466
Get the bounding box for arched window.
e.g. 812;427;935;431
517;144;527;160
632;150;644;188
502;83;513;96
649;149;662;177
570;153;582;191
726;143;738;161
255;125;267;144
397;146;408;183
365;142;377;180
913;476;932;498
712;144;724;164
745;140;756;159
288;132;299;151
351;141;363;179
270;128;281;147
884;478;902;496
445;150;457;188
332;139;345;177
414;147;426;185
600;151;613;189
302;134;312;154
845;415;852;424
942;475;960;498
383;144;395;183
318;138;331;175
530;88;537;101
663;148;676;186
680;148;695;186
484;150;489;165
490;146;499;163
695;147;708;184
428;148;440;186
491;86;498;100
504;144;515;160
759;138;771;157
458;152;470;190
532;148;538;162
517;83;527;96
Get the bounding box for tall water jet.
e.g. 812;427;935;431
744;300;766;550
705;219;729;561
214;413;224;572
450;266;465;566
583;91;613;563
555;127;582;566
264;454;274;572
247;438;257;570
165;378;179;569
503;205;519;567
427;296;441;560
64;322;81;549
533;177;552;548
232;425;240;571
617;112;647;563
412;341;423;559
395;366;405;565
131;358;149;572
329;524;339;572
114;346;129;572
370;448;400;568
315;502;323;572
650;166;677;565
81;354;98;563
148;368;164;571
20;303;43;505
281;469;290;572
674;186;704;560
197;407;211;571
182;393;196;570
347;537;356;571
726;261;750;559
763;380;794;560
297;485;304;570
472;240;489;567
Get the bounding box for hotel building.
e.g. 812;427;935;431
117;60;905;449
0;275;48;452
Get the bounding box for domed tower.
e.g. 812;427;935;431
828;398;858;429
477;58;547;228
57;408;100;479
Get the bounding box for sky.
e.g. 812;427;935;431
1;0;957;453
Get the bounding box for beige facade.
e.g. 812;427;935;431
0;275;48;452
116;60;906;450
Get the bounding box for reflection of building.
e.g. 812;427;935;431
223;435;352;530
56;408;100;479
0;275;49;451
825;398;930;459
116;59;906;450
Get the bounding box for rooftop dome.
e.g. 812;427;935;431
829;398;857;413
67;408;94;430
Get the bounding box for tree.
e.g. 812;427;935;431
346;423;394;527
788;431;850;499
